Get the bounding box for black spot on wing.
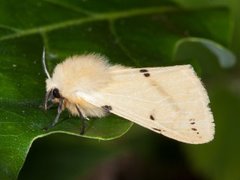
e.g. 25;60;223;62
139;69;148;73
102;105;112;112
144;73;150;77
150;115;155;120
139;69;150;77
152;128;162;132
189;119;199;134
189;118;196;125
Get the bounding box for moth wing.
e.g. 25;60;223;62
81;65;215;144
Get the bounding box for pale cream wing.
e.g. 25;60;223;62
84;65;215;144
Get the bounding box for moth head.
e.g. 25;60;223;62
44;87;63;110
42;48;64;110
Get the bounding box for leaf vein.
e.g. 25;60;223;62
43;0;97;16
109;20;139;66
0;6;177;41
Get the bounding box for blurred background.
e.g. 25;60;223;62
0;0;239;180
19;127;209;180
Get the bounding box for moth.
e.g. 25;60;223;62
43;49;215;144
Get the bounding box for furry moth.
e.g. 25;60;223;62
43;49;215;144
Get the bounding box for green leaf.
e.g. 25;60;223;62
229;0;240;60
0;0;233;179
173;37;236;75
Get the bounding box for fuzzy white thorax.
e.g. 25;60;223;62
46;54;115;117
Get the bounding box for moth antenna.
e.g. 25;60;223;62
42;47;51;79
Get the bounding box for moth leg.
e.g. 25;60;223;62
45;98;64;130
75;105;87;135
46;103;54;110
44;90;53;110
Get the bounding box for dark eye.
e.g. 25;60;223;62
52;88;61;98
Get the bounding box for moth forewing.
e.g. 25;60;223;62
81;65;214;144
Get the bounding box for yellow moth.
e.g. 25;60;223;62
43;49;214;144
